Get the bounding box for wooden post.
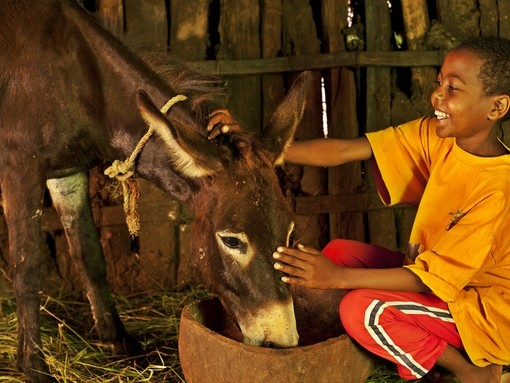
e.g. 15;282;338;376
135;181;180;291
97;0;124;36
401;0;436;116
437;0;480;40
499;0;510;38
261;0;284;126
282;0;327;248
217;0;261;131
169;0;211;289
321;1;365;242
169;0;209;59
364;1;397;250
479;0;499;36
124;0;168;52
398;0;435;251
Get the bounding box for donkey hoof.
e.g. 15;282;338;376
17;353;57;383
112;334;144;358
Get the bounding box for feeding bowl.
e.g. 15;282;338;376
178;296;375;383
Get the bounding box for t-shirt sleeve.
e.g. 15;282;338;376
365;117;439;206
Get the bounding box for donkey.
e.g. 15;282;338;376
0;1;312;382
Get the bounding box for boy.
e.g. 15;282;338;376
208;36;510;382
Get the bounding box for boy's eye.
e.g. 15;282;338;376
434;79;459;92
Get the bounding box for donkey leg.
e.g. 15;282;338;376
2;176;55;383
46;172;143;356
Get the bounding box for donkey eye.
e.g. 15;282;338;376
216;230;253;267
221;236;241;249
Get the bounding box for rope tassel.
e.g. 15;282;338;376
104;94;187;237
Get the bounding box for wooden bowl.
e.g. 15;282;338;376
178;297;375;383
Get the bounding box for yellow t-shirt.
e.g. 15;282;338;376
366;116;510;367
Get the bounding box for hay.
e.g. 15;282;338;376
0;286;211;383
1;286;506;382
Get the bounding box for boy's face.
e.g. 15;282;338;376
431;49;497;146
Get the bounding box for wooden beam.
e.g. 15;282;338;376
182;50;445;76
0;202;183;235
294;193;385;215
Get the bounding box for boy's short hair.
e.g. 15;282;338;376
455;36;510;97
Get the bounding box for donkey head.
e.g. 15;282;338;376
137;71;312;348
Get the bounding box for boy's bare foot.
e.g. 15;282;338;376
453;364;501;383
436;345;503;383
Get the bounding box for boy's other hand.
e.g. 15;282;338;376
207;109;240;140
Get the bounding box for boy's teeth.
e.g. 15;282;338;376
435;110;449;120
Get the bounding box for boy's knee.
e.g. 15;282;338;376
340;289;371;337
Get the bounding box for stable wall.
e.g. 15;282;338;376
1;0;508;295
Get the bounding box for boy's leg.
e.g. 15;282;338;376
340;289;461;380
322;239;405;268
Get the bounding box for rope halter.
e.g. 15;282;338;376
104;94;188;237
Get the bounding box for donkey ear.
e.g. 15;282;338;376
260;71;314;164
137;90;224;178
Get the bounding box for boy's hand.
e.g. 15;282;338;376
207;109;240;140
272;244;343;289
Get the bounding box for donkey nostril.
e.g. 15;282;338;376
263;341;276;348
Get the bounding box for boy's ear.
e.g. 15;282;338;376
489;95;510;120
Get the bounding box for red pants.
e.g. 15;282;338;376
322;239;463;380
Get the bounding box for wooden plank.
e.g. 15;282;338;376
399;0;434;250
295;193;385;215
217;0;261;131
124;0;167;51
499;0;510;38
260;0;284;125
131;180;178;289
321;0;365;243
183;50;445;76
365;0;397;250
282;0;327;249
169;0;209;59
169;0;211;288
437;0;480;39
401;0;429;50
97;0;124;36
479;0;499;36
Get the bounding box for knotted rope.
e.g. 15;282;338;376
104;94;187;237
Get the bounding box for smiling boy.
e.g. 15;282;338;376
208;36;510;382
271;37;510;382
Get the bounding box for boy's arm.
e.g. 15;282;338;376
273;244;430;292
284;137;373;166
207;110;373;167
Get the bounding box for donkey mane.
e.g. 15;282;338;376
136;49;228;118
75;1;228;123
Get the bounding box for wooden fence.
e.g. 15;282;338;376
1;0;509;295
